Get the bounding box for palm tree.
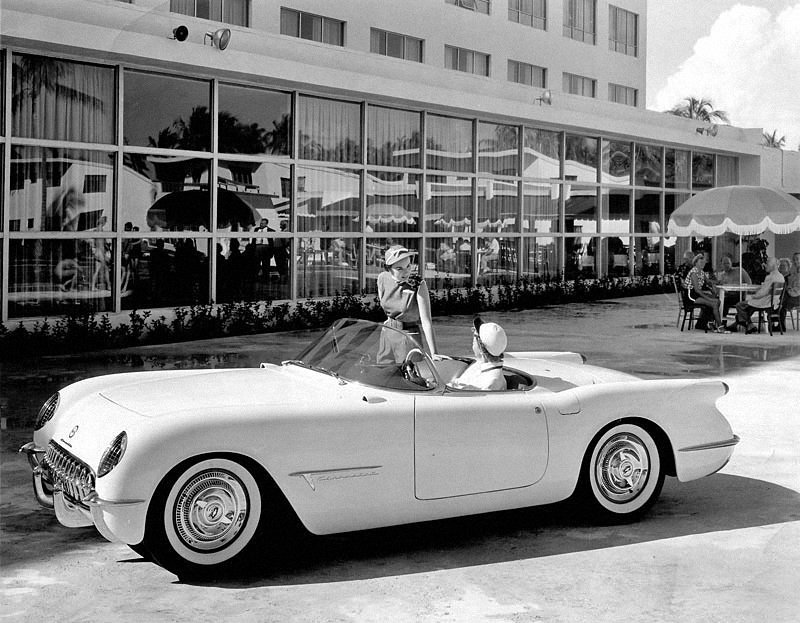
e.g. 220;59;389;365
667;97;730;124
762;130;786;148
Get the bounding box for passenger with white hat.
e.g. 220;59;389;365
449;316;508;391
377;244;438;362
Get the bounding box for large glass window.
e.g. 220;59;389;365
565;235;599;279
565;134;598;182
297;237;359;298
477;236;517;286
478;122;519;176
12;54;115;144
426;175;473;233
664;192;692;273
367;107;421;168
169;0;249;26
563;0;596;44
602;140;631;185
120;155;210;232
298;96;361;164
9;147;115;233
121;238;209;310
370;29;424;62
633;190;660;235
424;237;470;289
478;178;518;233
507;60;546;88
522;236;559;280
214;233;290;303
523;128;561;179
9;238;114;318
565;185;598;235
665;149;690;189
123;71;211;150
426;115;473;172
366;171;420;234
523;181;559;234
296;166;360;233
508;0;546;29
280;8;344;46
692;152;714;189
217;161;290;230
608;5;638;56
444;45;490;77
635;144;663;187
218;85;291;156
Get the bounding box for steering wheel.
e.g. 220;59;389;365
402;348;430;388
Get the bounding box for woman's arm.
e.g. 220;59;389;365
416;281;438;356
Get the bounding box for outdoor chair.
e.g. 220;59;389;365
672;274;696;331
755;283;785;336
785;296;799;331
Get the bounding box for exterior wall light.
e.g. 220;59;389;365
170;25;189;42
696;125;719;137
535;89;552;106
205;28;232;50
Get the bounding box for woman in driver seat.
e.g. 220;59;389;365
450;317;507;391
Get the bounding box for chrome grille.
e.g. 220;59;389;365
45;442;95;505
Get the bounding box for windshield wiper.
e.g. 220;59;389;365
282;360;346;383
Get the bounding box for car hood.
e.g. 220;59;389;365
97;365;314;417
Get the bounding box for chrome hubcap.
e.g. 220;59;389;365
595;433;649;503
174;470;248;551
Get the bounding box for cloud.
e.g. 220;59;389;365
653;3;800;149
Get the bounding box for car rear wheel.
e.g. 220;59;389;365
582;423;664;521
144;457;263;577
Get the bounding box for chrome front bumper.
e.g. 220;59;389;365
19;442;145;542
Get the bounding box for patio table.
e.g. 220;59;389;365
716;283;759;312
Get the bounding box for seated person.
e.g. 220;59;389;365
734;257;785;334
449;317;507;391
780;251;800;330
684;253;726;333
478;238;500;274
715;252;751;315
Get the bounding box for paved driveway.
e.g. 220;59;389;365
2;294;799;622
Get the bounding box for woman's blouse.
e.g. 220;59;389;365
377;271;422;323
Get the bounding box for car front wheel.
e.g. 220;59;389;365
144;457;263;577
582;423;664;521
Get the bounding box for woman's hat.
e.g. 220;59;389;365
473;316;507;357
385;246;417;267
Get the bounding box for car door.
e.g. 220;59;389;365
413;389;548;500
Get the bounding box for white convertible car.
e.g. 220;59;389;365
21;318;739;576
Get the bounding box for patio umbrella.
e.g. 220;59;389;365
147;188;261;230
667;185;800;285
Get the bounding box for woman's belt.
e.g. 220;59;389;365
384;318;420;332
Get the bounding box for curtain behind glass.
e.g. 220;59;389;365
224;0;249;26
299;96;361;163
367;106;421;168
426;115;473;172
12;55;115;144
170;0;194;16
716;156;737;186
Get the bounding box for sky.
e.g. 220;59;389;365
646;0;800;149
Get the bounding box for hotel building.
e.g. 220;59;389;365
1;0;798;322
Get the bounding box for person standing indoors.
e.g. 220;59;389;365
734;257;785;334
377;246;438;362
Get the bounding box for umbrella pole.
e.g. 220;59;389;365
739;234;742;287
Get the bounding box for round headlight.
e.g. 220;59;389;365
34;393;60;431
97;431;128;478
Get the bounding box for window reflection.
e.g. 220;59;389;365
565;185;598;235
367;106;421;168
522;237;559;281
422;237;470;289
477;178;518;233
565;134;598;182
121;155;210;232
565;235;599;279
602;236;630;276
366;171;420;233
523;128;561;178
12;54;115;144
9;238;114;317
634;237;661;276
601;189;631;275
478;122;519;175
121;238;208;310
523;181;559;234
218;84;291;156
218;161;290;232
634;190;660;234
635;144;662;186
215;234;290;303
296;166;360;233
10;146;115;232
426;115;473;172
425;175;473;233
664;193;691;273
665;149;690;188
692;152;714;189
477;236;517;287
299;96;361;163
297;237;359;298
602;140;631;184
123;70;211;150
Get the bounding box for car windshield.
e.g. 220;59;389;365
290;318;438;390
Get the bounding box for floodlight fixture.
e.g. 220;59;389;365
205;28;231;51
535;89;552;106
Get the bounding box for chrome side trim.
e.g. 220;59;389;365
290;466;383;491
679;435;740;452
